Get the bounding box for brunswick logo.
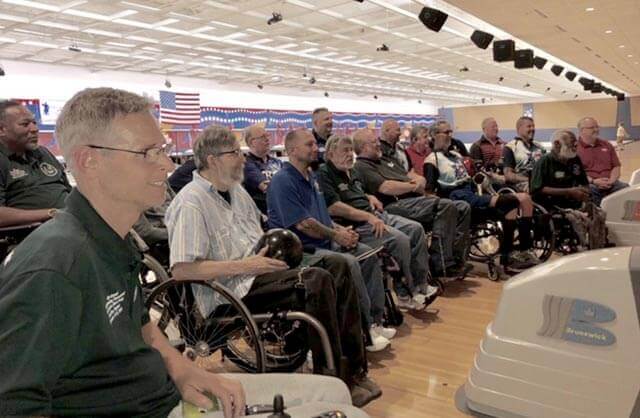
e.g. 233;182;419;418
537;295;616;346
105;291;126;324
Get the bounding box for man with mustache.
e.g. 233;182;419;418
530;129;590;210
0;100;71;227
503;116;546;192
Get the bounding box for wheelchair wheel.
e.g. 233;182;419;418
255;316;309;372
469;219;502;262
145;279;266;373
530;204;555;262
138;254;170;299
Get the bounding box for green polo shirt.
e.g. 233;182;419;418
530;153;589;210
0;144;71;209
317;161;373;227
353;156;420;206
0;189;180;417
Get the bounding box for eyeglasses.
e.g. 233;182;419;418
437;130;453;135
87;143;174;162
215;148;243;157
250;134;270;142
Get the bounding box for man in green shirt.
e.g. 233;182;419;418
0;88;366;418
0;100;71;227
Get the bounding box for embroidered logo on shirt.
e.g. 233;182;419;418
39;162;59;177
9;168;28;180
105;290;126;324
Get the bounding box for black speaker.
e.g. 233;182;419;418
578;77;594;90
550;65;564;76
418;7;448;32
565;71;577;81
493;40;515;62
617;93;625;101
591;82;603;93
514;49;534;68
533;56;547;69
471;30;493;49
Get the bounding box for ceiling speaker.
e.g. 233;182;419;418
493;39;515;62
471;30;493;49
550;65;564;76
418;7;448;32
578;77;594;90
591;82;603;93
533;56;547;69
617;93;625;101
514;49;534;68
565;71;577;81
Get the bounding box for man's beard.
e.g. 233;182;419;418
559;146;577;160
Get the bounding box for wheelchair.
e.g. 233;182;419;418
545;202;607;255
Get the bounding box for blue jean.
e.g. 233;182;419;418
590;180;628;206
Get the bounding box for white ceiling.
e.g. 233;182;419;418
446;0;640;96
0;0;631;106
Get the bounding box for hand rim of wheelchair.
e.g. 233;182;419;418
139;254;170;299
145;278;266;373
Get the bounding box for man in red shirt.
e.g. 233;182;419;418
405;125;431;176
576;116;628;206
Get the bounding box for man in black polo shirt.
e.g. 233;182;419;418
503;116;546;192
352;128;471;279
530;129;590;210
317;134;439;309
0;100;71;227
379;119;410;171
0;88;364;418
311;107;333;167
242;124;283;213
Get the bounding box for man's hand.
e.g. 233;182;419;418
367;214;387;238
409;176;426;193
243;247;288;275
567;187;590;202
258;180;270;193
592;177;611;190
174;364;246;418
367;194;384;212
334;226;358;249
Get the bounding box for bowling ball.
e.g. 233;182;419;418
255;228;303;269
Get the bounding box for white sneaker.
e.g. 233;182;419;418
421;285;439;298
366;326;391;352
397;295;420;310
372;323;396;340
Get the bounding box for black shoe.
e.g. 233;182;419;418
447;262;473;279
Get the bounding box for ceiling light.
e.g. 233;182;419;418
605;30;612;34
585;7;595;11
267;12;283;25
619;45;625;48
3;0;60;12
627;54;633;58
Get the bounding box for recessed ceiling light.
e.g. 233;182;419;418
619;45;625;48
585;7;595;11
605;30;612;34
628;54;633;58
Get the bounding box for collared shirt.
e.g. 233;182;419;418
577;138;620;179
243;152;283;213
503;137;546;176
469;135;505;170
0;189;180;417
352;156;420;207
405;144;432;176
424;150;470;191
0;144;71;209
530;153;588;209
380;139;410;171
317;161;373;227
165;171;263;317
312;129;328;169
267;162;333;249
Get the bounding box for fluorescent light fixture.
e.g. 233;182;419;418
605;30;612;34
332;34;350;40
153;18;179;27
347;18;367;26
106;41;136;48
224;32;249;40
63;9;110;21
97;50;130;57
20;40;58;48
585;7;595;11
3;0;59;12
163;41;191;48
278;43;298;49
161;58;185;64
32;20;79;30
282;21;304;28
83;28;122;38
132;55;155;60
120;1;160;11
252;38;273;44
13;28;48;36
169;12;201;21
113;18;152;29
0;36;16;42
246;28;266;35
205;1;238;12
141;46;162;52
210;19;238;28
286;0;314;9
320;10;343;18
187;62;209;67
192;26;215;33
195;46;220;53
0;12;29;22
371;25;389;32
110;10;138;19
204;55;223;61
308;27;329;35
127;35;158;43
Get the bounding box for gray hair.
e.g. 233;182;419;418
428;120;450;138
577;116;596;130
0;99;22;123
481;117;496;130
551;129;576;146
409;125;429;142
55;88;153;167
194;125;237;170
325;134;352;155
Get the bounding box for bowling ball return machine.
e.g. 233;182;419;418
602;169;640;247
456;248;640;417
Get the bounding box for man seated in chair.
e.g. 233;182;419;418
317;134;439;310
502;116;546;192
242;124;283;214
166;124;379;408
351;127;472;279
576;116;628;206
267;128;396;355
469;117;508;189
531;129;606;250
0;88;368;418
0;100;71;227
424;121;540;271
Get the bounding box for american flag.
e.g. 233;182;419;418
159;91;201;125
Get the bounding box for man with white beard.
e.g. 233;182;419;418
530;129;590;211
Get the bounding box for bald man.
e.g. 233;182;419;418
242;124;283;213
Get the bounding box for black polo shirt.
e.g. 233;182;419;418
530;153;589;210
311;129;328;170
0;189;180;417
353;156;421;206
0;144;71;209
317;161;373;227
